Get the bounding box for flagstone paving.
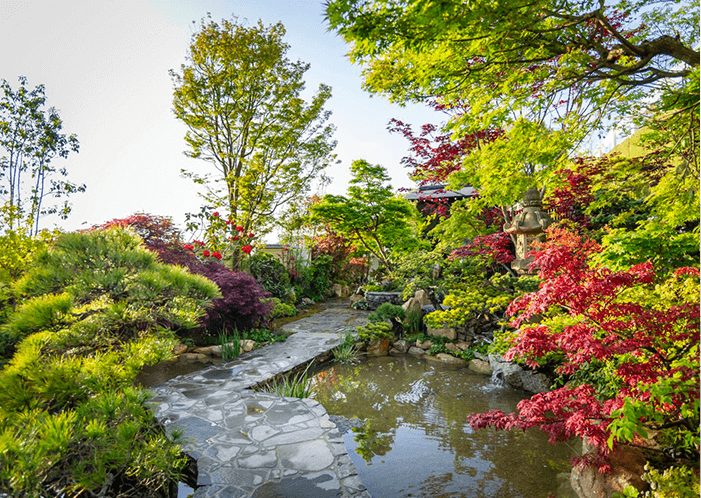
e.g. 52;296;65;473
149;300;371;497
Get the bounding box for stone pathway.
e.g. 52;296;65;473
149;300;371;498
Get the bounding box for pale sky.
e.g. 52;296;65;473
0;0;440;240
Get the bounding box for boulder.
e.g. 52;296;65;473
433;353;467;365
570;444;648;498
242;339;256;353
402;297;422;315
489;353;524;389
427;327;457;341
367;338;390;357
180;353;211;362
455;341;472;351
332;284;350;297
468;359;493;375
193;345;218;356
408;346;426;356
416;339;433;350
172;343;189;355
519;370;552;393
302;297;315;306
445;342;459;353
392;340;410;353
350;293;364;305
414;289;432;306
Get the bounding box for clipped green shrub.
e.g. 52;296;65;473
0;227;220;497
268;298;297;319
356;321;394;342
424;273;539;329
368;302;406;337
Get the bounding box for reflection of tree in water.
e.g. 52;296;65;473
351;422;393;464
313;356;574;497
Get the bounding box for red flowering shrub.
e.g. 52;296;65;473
467;226;700;470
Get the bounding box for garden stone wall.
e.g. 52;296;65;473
365;291;402;310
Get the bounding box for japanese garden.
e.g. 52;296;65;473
0;1;698;497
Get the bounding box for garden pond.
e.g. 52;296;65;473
311;355;578;498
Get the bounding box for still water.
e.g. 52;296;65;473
312;355;576;498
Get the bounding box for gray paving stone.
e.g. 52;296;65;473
149;299;371;497
278;440;335;471
262;427;324;447
237;450;277;469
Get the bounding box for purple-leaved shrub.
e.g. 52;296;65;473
195;261;272;333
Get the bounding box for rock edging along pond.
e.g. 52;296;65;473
357;334;554;394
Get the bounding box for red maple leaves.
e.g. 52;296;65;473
467;225;700;468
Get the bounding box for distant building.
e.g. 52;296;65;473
261;243;286;261
260;243;310;265
404;183;476;205
405;183;476;232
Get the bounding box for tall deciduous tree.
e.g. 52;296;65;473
330;0;698;263
171;16;337;262
309;159;415;272
0;77;83;236
326;0;698;141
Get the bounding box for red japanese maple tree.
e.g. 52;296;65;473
468;225;700;470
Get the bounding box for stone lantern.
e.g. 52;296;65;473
503;188;553;274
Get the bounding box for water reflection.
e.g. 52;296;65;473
313;355;574;498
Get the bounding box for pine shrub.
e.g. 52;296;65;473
0;227;220;497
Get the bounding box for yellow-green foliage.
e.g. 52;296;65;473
1;228;219;354
642;465;700;498
0;227;53;284
425;273;538;328
357;321;393;342
0;227;220;496
1;293;72;345
0;228;53;327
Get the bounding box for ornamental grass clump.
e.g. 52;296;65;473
219;329;241;360
258;362;316;399
332;332;360;364
0;227;220;497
